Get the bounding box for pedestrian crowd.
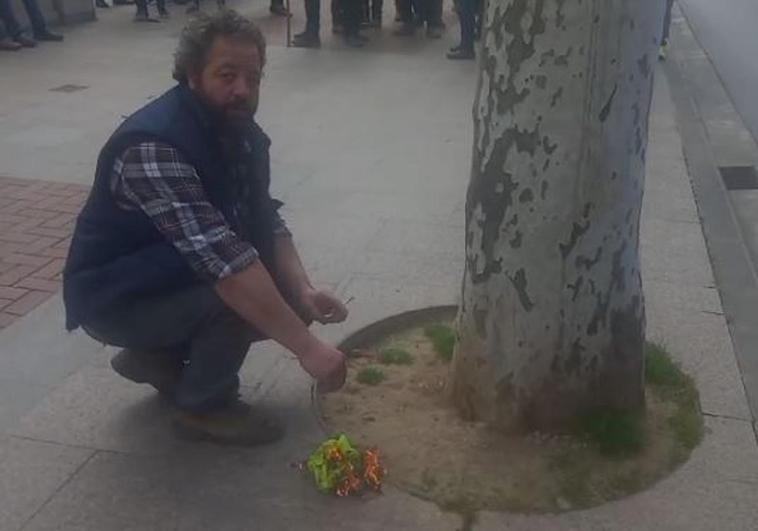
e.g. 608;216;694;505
0;0;483;60
0;0;63;50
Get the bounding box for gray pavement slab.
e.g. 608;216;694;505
0;435;94;531
21;447;460;531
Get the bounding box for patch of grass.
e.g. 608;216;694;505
670;405;703;451
645;342;686;388
379;348;414;365
578;408;645;458
550;450;594;507
356;366;386;386
645;341;704;452
424;324;456;362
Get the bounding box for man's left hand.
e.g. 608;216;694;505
298;288;349;324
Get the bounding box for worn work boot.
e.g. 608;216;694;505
174;400;285;446
110;348;181;396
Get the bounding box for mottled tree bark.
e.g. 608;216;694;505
449;0;664;431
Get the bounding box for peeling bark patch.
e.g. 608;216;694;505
599;83;618;123
519;188;534;203
509;230;523;248
508;268;534;311
637;53;650;79
559;220;590;259
568;275;584;301
576;246;603;271
542;136;558;155
565;339;585;374
474;308;488;339
550;87;563;107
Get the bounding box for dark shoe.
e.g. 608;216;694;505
113;0;136;4
345;33;367;47
135;10;161;21
332;23;343;35
174;400;285;446
158;7;169;17
447;48;475;60
0;37;22;51
110;348;181;396
96;0;110;7
292;32;321;48
269;4;290;16
393;23;415;36
14;35;37;47
426;25;443;39
449;43;461;52
34;30;63;42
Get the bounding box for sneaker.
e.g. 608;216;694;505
110;348;181;396
14;35;37;47
0;37;22;51
292;32;321;48
174;400;285;446
95;0;111;7
34;30;63;41
447;48;475;60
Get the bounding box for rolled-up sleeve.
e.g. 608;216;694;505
111;142;258;281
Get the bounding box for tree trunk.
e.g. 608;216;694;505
449;0;664;432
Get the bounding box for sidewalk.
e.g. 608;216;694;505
0;5;756;530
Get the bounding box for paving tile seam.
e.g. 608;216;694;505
18;450;98;531
701;411;753;423
8;434;105;455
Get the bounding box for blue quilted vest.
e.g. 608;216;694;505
63;84;280;331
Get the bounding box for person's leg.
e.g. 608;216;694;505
662;0;674;44
424;0;443;37
369;0;382;27
0;0;23;39
19;0;46;36
393;0;414;34
448;0;474;58
270;0;289;16
292;0;320;46
342;0;365;45
156;0;168;17
84;284;257;411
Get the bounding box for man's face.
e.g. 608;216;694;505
190;36;262;127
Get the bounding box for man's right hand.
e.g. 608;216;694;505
298;341;347;393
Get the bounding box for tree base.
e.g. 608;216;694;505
317;307;702;514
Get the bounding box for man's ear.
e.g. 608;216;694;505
187;71;201;90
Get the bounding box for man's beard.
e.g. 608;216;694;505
195;90;257;130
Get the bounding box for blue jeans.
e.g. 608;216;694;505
455;0;476;50
0;0;47;38
83;284;306;412
662;0;674;43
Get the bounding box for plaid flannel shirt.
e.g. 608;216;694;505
110;141;288;282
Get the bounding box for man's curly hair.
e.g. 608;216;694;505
173;10;266;84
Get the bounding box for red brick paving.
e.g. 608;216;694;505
0;176;89;330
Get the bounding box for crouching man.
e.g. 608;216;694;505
63;10;347;447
